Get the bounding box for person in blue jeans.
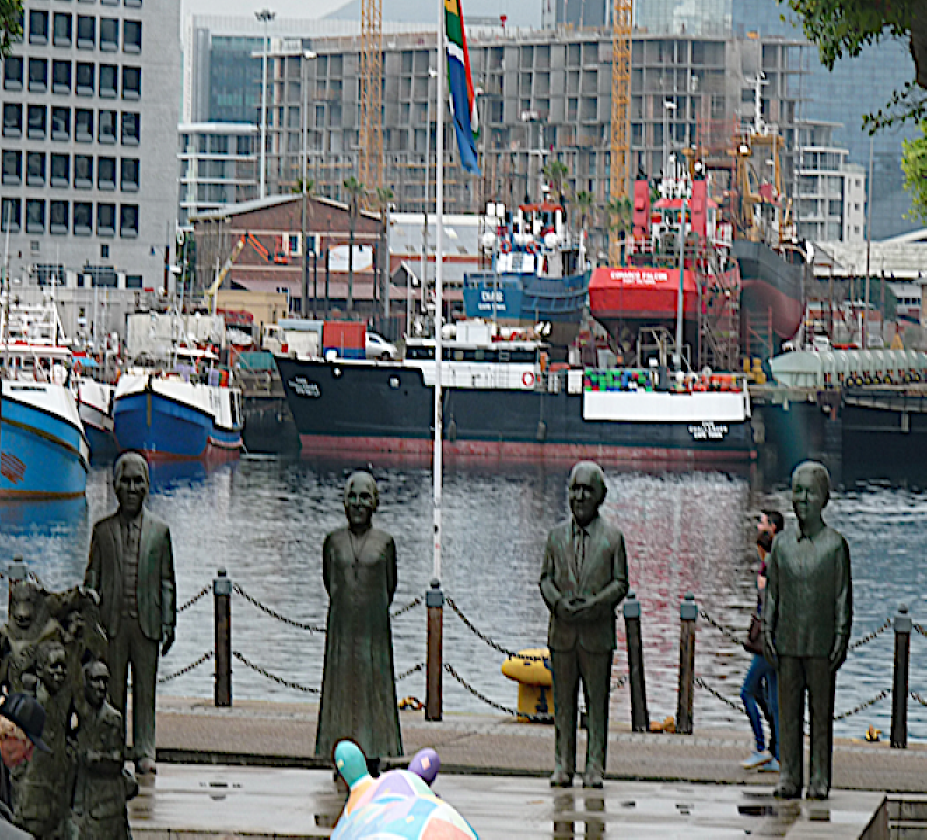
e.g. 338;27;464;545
741;509;783;771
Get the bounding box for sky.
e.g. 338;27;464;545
181;0;540;27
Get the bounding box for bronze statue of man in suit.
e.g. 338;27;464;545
85;452;176;776
763;460;852;801
540;461;629;789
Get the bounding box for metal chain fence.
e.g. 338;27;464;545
698;609;744;645
158;650;214;684
396;662;425;682
913;623;927;639
834;688;891;721
445;596;546;662
694;675;745;714
849;618;893;651
232;584;326;633
232;650;320;694
392;597;423;618
910;690;927;708
178;585;211;614
443;662;549;723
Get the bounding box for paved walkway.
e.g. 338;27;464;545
122;695;927;838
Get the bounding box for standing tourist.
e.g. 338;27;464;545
0;692;48;838
539;461;629;789
740;509;783;771
85;451;177;776
315;472;402;777
763;461;852;800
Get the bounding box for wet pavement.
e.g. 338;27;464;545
127;765;885;839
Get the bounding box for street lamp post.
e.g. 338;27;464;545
663;99;676;181
255;8;275;200
298;49;316;317
420;65;437;331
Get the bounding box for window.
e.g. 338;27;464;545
98;110;116;143
75;62;94;95
50;201;68;234
27;105;46;140
123;20;140;52
74;154;92;188
97;156;115;190
76;15;95;48
2;151;21;185
100;243;109;258
99;64;117;97
1;198;21;232
122;66;140;99
4;57;23;90
52;60;71;94
29;10;49;44
28;58;47;92
26;152;45;187
99;17;118;50
53;13;72;47
3;104;21;137
51;107;70;141
120;157;138;191
73;201;92;235
25;199;45;234
119;204;137;238
97;202;115;235
75;108;92;141
50;153;69;187
125;274;142;288
124;0;141;7
121;111;139;145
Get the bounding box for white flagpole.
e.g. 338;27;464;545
433;4;444;584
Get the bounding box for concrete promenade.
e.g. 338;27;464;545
123;695;927;838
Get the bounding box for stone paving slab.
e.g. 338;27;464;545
127;764;886;840
153;696;927;793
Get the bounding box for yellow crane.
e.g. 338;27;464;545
205;235;246;302
609;0;632;265
359;0;383;204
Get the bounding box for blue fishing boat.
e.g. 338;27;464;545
113;356;244;461
0;379;90;499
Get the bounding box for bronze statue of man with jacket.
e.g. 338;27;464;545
540;461;629;789
763;460;852;801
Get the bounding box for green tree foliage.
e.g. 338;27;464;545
901;120;927;222
0;0;22;59
542;160;570;204
782;0;925;129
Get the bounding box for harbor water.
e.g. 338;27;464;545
1;456;926;742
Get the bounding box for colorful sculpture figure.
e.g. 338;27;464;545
332;740;478;840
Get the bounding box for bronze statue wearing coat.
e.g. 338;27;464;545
540;461;629;789
763;460;852;801
315;472;402;770
85;452;176;776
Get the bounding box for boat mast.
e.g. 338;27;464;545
433;7;444;585
674;193;687;372
0;205;10;455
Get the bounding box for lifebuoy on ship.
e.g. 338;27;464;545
523;371;535;388
500;240;512;253
526;241;539;254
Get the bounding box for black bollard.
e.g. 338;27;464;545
623;590;649;732
214;568;232;708
425;579;443;722
7;556;26;612
891;603;911;749
676;593;698;735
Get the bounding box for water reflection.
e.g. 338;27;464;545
0;456;925;741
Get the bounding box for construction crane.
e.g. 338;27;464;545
608;0;632;265
205;235;247;301
359;0;383;204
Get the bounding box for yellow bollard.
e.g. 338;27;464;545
501;648;553;723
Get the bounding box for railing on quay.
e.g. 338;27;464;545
8;555;922;745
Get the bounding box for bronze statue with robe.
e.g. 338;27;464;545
315;472;402;767
763;460;852;801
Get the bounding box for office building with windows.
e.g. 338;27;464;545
1;0;180;291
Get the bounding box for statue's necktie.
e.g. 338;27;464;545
573;527;586;580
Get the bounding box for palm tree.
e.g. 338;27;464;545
374;186;395;321
543;160;570;205
574;190;594;268
295;176;316;316
343;176;365;312
606;196;633;265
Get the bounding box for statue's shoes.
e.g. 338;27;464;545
806;785;829;801
582;770;604;789
774;782;800;799
136;758;157;776
550;770;573;788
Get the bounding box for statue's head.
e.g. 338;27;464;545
568;461;607;528
343;471;379;531
114;452;150;518
37;640;67;696
83;660;109;710
9;583;37;633
791;460;830;529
